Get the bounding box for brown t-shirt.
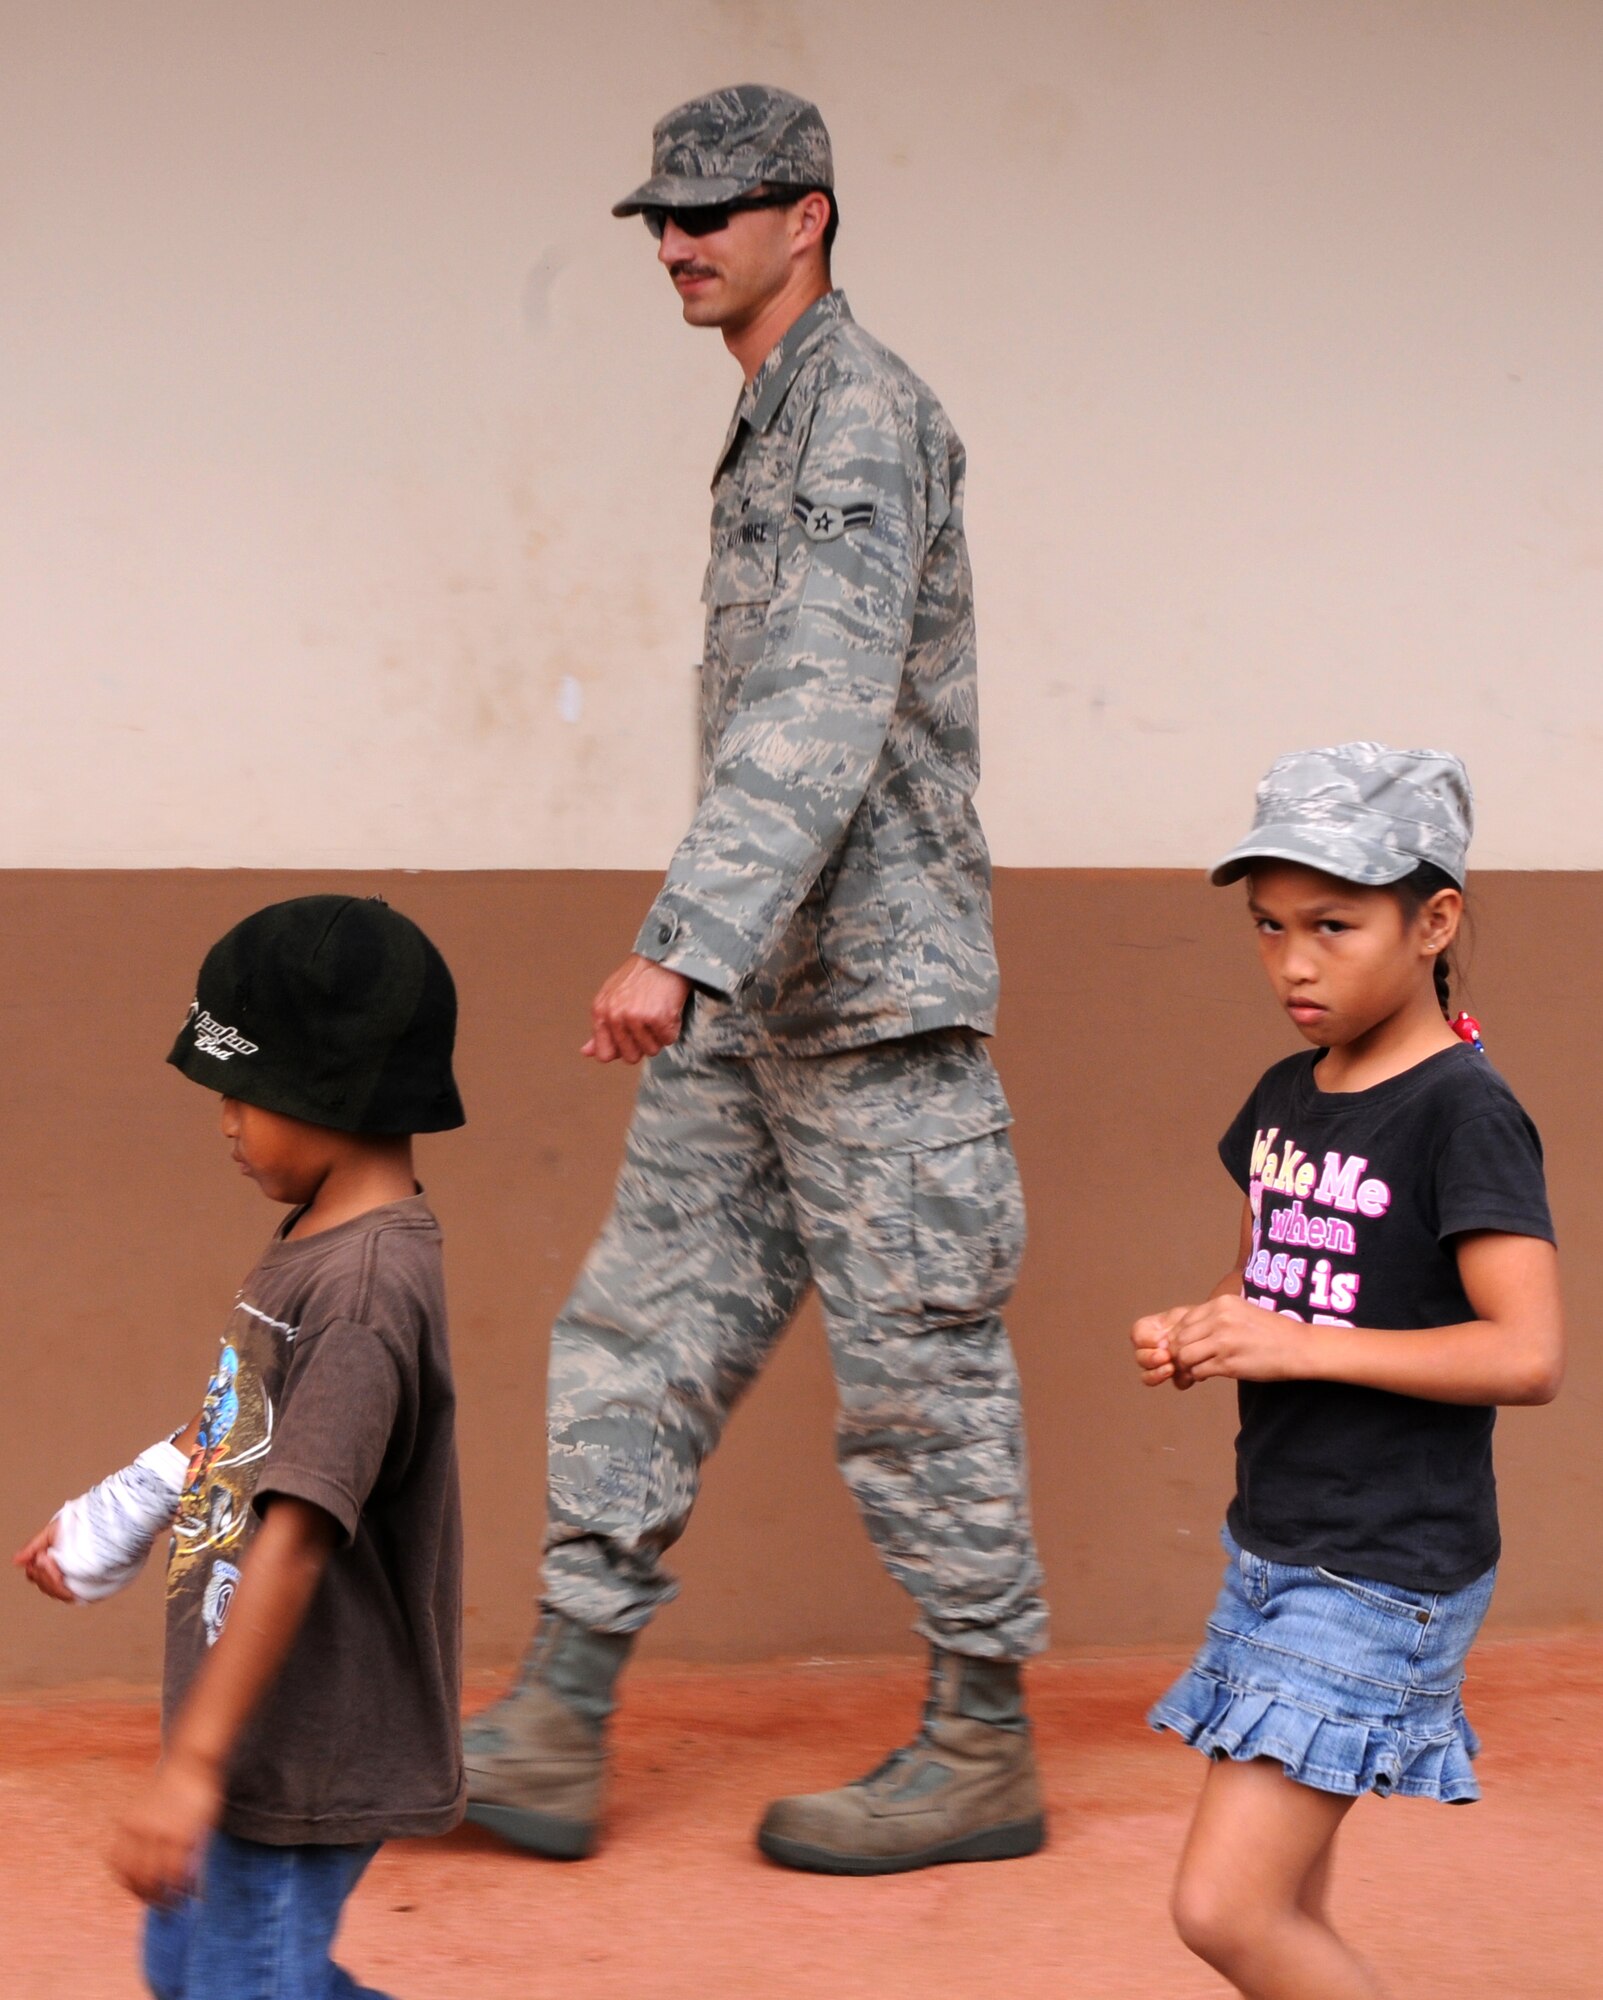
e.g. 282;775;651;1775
163;1195;464;1845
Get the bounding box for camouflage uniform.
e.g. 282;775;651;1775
545;90;1047;1663
629;286;1001;1055
548;1027;1041;1656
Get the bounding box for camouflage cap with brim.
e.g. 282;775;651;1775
1210;742;1474;890
613;83;833;216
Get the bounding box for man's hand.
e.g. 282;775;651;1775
13;1517;76;1602
110;1748;221;1907
1168;1295;1299;1386
583;955;690;1065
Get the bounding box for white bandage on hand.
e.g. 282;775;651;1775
52;1440;189;1603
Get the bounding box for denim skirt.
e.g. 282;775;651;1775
1149;1528;1496;1803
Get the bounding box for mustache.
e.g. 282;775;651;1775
669;259;719;281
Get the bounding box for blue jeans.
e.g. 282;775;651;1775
143;1831;393;1999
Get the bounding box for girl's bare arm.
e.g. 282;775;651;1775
1171;1231;1563;1407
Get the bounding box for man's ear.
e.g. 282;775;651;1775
790;190;831;262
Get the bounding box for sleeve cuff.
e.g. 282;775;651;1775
1437;1209;1557;1247
252;1468;362;1547
633;904;741;1000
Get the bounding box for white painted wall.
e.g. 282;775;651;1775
4;1;1600;869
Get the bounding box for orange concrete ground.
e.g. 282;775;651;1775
2;1638;1598;1999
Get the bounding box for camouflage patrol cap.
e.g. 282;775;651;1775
612;83;833;216
1211;742;1474;890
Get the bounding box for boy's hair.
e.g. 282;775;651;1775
167;895;464;1134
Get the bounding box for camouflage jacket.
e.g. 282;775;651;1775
635;291;1000;1056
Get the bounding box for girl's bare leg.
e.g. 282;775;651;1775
1171;1757;1390;1999
1298;1842;1332;1920
1295;1841;1389;1990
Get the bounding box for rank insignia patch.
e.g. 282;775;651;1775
794;496;877;542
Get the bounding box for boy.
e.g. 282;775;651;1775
15;894;465;1999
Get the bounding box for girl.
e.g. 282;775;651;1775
1133;742;1563;2000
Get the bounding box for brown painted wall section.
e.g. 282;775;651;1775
3;870;1596;1688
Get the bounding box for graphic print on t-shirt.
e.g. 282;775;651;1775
1218;1048;1554;1591
1240;1128;1393;1325
168;1297;297;1646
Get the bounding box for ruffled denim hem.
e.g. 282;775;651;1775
1149;1668;1482;1804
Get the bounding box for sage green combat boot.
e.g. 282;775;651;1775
756;1649;1046;1875
463;1612;633;1859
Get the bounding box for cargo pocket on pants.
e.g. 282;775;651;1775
908;1126;1026;1326
830;1127;1032;1601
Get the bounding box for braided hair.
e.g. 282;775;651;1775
1391;860;1462;1020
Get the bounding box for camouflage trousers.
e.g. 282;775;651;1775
543;1021;1048;1661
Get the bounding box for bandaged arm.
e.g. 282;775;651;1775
53;1438;190;1602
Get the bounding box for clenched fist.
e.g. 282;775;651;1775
583;955;691;1065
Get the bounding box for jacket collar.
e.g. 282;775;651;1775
713;290;851;484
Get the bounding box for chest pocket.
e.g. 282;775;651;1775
706;530;779;610
703;524;781;709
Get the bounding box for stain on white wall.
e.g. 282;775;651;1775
3;1;1600;868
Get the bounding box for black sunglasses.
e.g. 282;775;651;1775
641;190;808;240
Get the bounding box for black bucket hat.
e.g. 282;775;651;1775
168;895;465;1134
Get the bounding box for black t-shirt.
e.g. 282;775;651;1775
1219;1044;1553;1593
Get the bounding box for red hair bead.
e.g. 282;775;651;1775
1451;1012;1485;1054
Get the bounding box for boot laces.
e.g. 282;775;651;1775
854;1670;943;1790
856;1734;931;1789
